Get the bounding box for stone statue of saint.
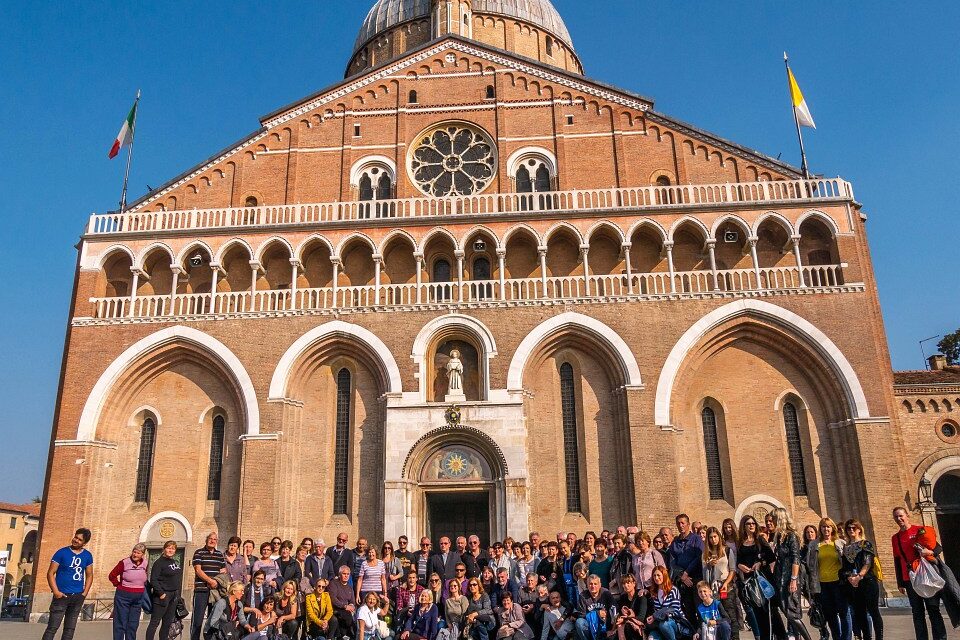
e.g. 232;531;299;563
446;349;464;397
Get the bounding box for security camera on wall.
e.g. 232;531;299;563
723;230;739;243
474;240;486;251
189;253;204;267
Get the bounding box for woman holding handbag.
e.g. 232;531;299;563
800;525;829;640
358;591;392;640
702;527;739;640
736;515;782;640
495;592;534;640
613;574;647;640
444;579;470;640
465;578;497;640
770;508;812;640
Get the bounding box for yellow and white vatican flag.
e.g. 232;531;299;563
786;62;816;129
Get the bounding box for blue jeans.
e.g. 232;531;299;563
905;582;946;640
472;620;495;640
191;590;211;640
820;581;851;640
648;619;680;640
113;590;143;640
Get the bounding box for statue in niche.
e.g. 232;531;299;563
445;349;466;401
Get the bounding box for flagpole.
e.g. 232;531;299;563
784;53;810;179
119;89;141;212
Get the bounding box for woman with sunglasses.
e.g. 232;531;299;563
840;520;883;640
769;508;812;640
445;578;471;637
427;572;447;622
736;515;781;640
465;578;497;640
817;518;851;640
383;542;404;592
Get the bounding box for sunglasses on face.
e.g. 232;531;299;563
456;569;465;573
421;543;431;547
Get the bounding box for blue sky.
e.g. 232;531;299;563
1;1;957;503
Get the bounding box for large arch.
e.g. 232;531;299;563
268;321;402;400
411;314;498;401
507;312;643;391
654;299;870;427
76;326;260;441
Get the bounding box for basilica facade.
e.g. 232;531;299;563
34;0;960;611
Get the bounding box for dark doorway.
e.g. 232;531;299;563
427;491;490;548
934;473;960;577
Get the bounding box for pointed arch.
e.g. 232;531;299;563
175;241;215;269
254;236;295;262
335;232;378;260
76;326;260;441
214;238;254;264
268;320;402;400
135;242;175;270
710;214;752;238
543;221;584;245
418;227;461;253
626;219;668;244
654;299;870;427
502;223;542;247
95;245;136;269
753;211;796;237
411;314;498;401
295;234;335;262
585;221;625;245
378;229;419;255
460;225;502;251
508;312;643;391
668;216;710;243
797;210;841;237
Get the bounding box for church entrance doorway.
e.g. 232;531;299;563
934;471;960;577
427;491;491;548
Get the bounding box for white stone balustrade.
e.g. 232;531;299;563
86;178;855;235
87;264;852;321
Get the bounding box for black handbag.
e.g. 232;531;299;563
808;600;825;629
175;597;190;620
741;576;767;609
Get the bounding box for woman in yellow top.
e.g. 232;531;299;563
817;518;852;640
306;578;337;640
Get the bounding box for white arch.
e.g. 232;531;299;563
411;314;499;401
77;326;260;441
653;299;870;427
505;146;557;178
507;312;643;391
460;225;502;251
753;211;796;237
923;456;960;485
378;229;418;255
419;227;461;253
335;232;378;259
214;238;254;263
710;214;752;238
626;218;668;244
295;234;335;262
733;494;786;524
96;244;136;269
543;221;584;245
668;216;710;242
134;242;175;270
174;241;215;269
268;321;402;399
349;154;397;187
128;405;163;426
797;210;841;237
138;510;194;543
585;221;626;245
502;223;542;247
254;236;295;262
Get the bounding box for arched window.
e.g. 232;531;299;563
333;368;352;515
473;257;491;280
559;363;582;513
511;153;556;211
356;163;395;218
134;417;157;503
433;258;452;301
485;85;495;100
206;414;225;500
244;196;258;207
655;175;671;187
783;403;808;496
701;407;724;500
409;90;418;104
545;36;554;57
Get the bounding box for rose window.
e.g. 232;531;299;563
410;124;496;197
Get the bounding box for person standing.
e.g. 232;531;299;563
841;520;883;640
108;542;149;640
357;546;388;604
892;507;947;640
769;508;812;640
330;565;359;639
146;540;183;640
41;528;94;640
631;532;665;595
818;518;851;640
668;514;704;624
223;536;248;584
701;527;738;640
191;531;226;640
431;537;461;582
308;539;336;587
327;532;358;580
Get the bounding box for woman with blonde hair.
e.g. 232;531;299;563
306;578;337;640
205;581;254;638
276;579;301;638
817;518;851;640
770;508;812;640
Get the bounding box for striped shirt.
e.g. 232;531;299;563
358;560;386;593
192;547;226;590
650;586;683;618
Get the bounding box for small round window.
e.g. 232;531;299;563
938;419;960;444
409;123;496;197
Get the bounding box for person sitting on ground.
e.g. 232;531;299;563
693;581;731;640
242;594;278;640
401;589;440;640
205;581;254;639
306;578;337;640
330;565;359;640
572;575;613;640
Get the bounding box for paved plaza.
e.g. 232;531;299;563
0;608;949;639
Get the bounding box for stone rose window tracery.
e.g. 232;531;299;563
410;123;496;197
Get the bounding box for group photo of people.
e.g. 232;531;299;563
39;507;959;640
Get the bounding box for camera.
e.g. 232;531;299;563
473;240;486;251
189;253;204;267
723;230;739;243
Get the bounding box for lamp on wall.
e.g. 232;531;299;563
918;474;934;505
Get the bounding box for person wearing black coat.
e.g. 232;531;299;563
770;509;812;640
327;533;359;579
430;537;462;581
277;542;303;585
145;541;183;640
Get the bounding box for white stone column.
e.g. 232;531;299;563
209;263;221;314
128;267;142;318
748;236;762;289
289;259;302;310
706;239;719;291
497;248;507;300
580;244;591;297
455;249;465;302
664;241;676;293
538;246;548;298
622;242;634;294
330;257;341;309
791;235;806;288
414;252;424;304
169;265;182;315
248;260;261;312
373;253;383;306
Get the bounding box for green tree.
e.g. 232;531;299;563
938;330;960;365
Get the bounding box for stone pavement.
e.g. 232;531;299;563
0;608;950;639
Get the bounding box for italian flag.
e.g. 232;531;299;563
108;97;138;159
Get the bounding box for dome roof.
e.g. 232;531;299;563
354;0;574;54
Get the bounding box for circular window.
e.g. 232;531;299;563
938;419;960;444
409;123;496;197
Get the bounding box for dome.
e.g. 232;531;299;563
353;0;575;54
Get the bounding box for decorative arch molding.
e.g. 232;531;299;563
917;455;960;485
710;214;752;238
349;154;398;187
135;242;176;270
411;314;498;401
268;320;402;400
626;219;668;244
401;425;509;480
585;221;626;244
335;232;378;259
654;299;870;427
77;326;259;441
295;234;336;262
797;210;841;237
128;405;163;427
174;241;215;269
501;223;542;247
668;216;710;242
95;244;136;269
214;238;255;263
733;493;786;524
505;146;558;178
753;211;796;237
507;312;643;391
254;236;295;262
543;221;584;245
138;510;194;543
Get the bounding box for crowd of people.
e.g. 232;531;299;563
38;507;959;640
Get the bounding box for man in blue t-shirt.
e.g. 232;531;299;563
42;528;94;640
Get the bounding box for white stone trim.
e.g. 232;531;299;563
138;510;194;544
752;211;796;237
505;146;558;179
268;320;402;399
76;326;260;440
349;155;398;187
54;440;118;449
796;209;841;237
411;314;499;401
653;299;871;427
921;456;960;485
507;312;643;391
733;494;786;524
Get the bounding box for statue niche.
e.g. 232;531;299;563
432;339;481;402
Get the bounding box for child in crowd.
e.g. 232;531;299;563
693;581;730;640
